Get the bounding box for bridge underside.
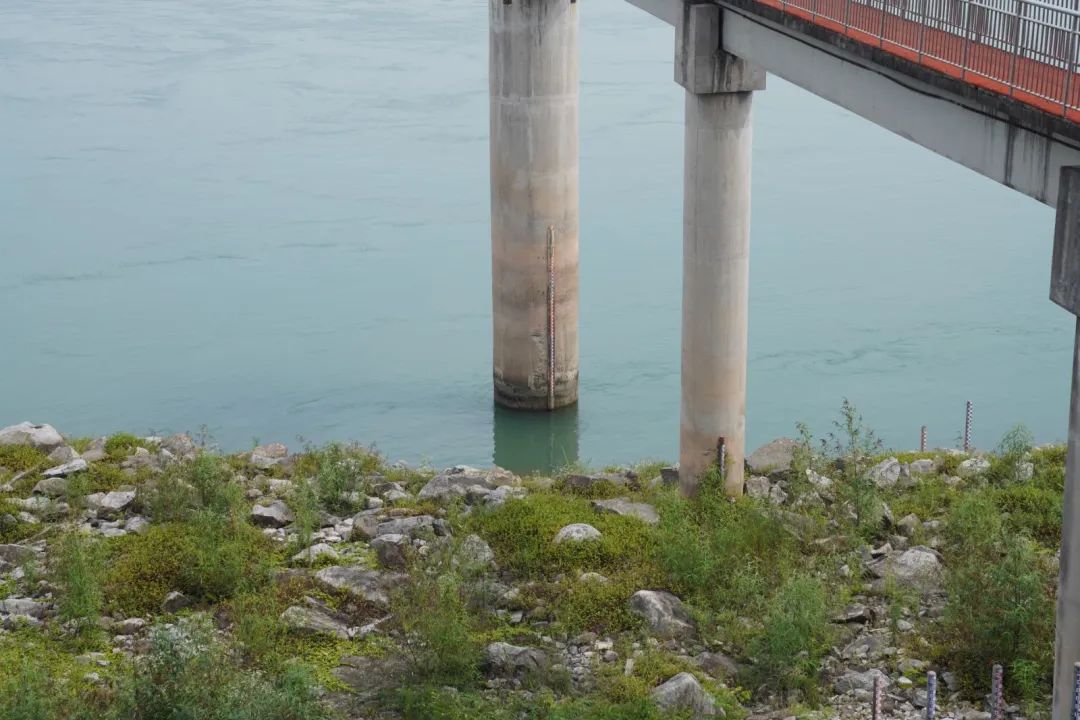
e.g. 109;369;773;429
627;0;1080;207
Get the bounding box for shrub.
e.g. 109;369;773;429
744;574;829;702
938;494;1055;701
0;444;49;474
104;433;149;461
140;452;244;524
105;518;272;615
986;424;1035;485
294;443;378;513
119;615;326;720
54;532;105;632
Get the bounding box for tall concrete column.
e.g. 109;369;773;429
490;0;579;410
1050;167;1080;720
676;1;764;497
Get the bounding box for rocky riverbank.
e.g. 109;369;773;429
0;417;1064;720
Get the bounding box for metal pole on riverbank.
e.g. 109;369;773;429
926;670;937;720
489;0;580;411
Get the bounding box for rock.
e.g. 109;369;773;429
125;516;150;534
457;534;496;569
869;546;941;589
841;633;891;661
314;566;404;609
694;651;739;678
485;642;549;675
564;473;627;493
351;511;381;541
280;605;351;640
806;469;834;492
898;658;927;674
650;673;719;718
870;458;902;488
0;544;40;565
162;591;192;614
958;457;990;476
656;466;680;486
833;603;872;624
376;515;444;538
371;534;410;569
746;438;799;475
250;447;286;470
47;446;80;464
486;485;527;506
834;668;890;694
628;590;696;639
0;597;50;618
115;617;147;635
961;712;992;720
1019;461;1035;481
909;458;936;475
161;434;198;460
291;543;339;564
43;458;88;478
896;514;922;538
32;476;69;497
251;500;294;528
592;498;659;525
332;655;403;697
768;484;789;505
0;422;64;451
554;523;601;543
98;490;136;517
418;465;518;501
745;476;771;499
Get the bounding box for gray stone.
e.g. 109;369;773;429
47;446;80;464
0;544;39;565
745;476;771;499
383;489;410;503
161;434;198;460
376;515;441;538
563;473;627;493
660;466;680;486
833;603;872;624
592;498;659;525
834;668;890;694
32;476;69;497
314;566;404;609
162;591;192;614
486;485;528;506
961;712;992;720
909;459;936;475
554;523;601;543
0;422;64;451
628;590;696;639
125;516;150;534
841;633;891;661
351;511;381;540
694;651;739;678
115;617;147;635
0;597;50;618
43;458;88;478
418;465;519;500
897;514;922;538
99;490;136;517
371;534;410;569
768;483;789;505
806;469;834;492
746;438;799;475
869;546;941;589
485;642;549;675
958;457;991;476
870;457;902;488
280;605;351;640
650;672;719;718
291;543;340;564
251;500;294;528
458;533;496;569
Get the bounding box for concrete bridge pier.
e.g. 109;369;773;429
489;0;580;410
676;2;764;496
1051;167;1080;720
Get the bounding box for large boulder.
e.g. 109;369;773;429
554;523;601;543
376;515;447;538
909;458;936;475
485;642;549;675
314;566;404;609
250;500;294;528
628;590;696;639
0;422;64;451
744;476;771;499
161;434;198;460
592;498;659;525
417;465;518;501
869;546;941;590
746;438;799;475
280;605;351;640
47;446;81;464
834;668;890;694
250;443;288;470
32;476;69;497
291;543;339;564
457;534;496;569
42;458;88;478
650;673;719;718
98;490;136;517
371;534;410;569
869;458;902;488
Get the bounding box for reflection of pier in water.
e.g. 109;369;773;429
492;404;579;477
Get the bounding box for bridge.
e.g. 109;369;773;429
486;0;1080;714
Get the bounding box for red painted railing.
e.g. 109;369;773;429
758;0;1080;120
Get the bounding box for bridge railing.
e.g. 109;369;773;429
764;0;1080;116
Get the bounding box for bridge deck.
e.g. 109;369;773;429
755;0;1080;121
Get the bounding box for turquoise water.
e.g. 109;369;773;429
0;0;1071;473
